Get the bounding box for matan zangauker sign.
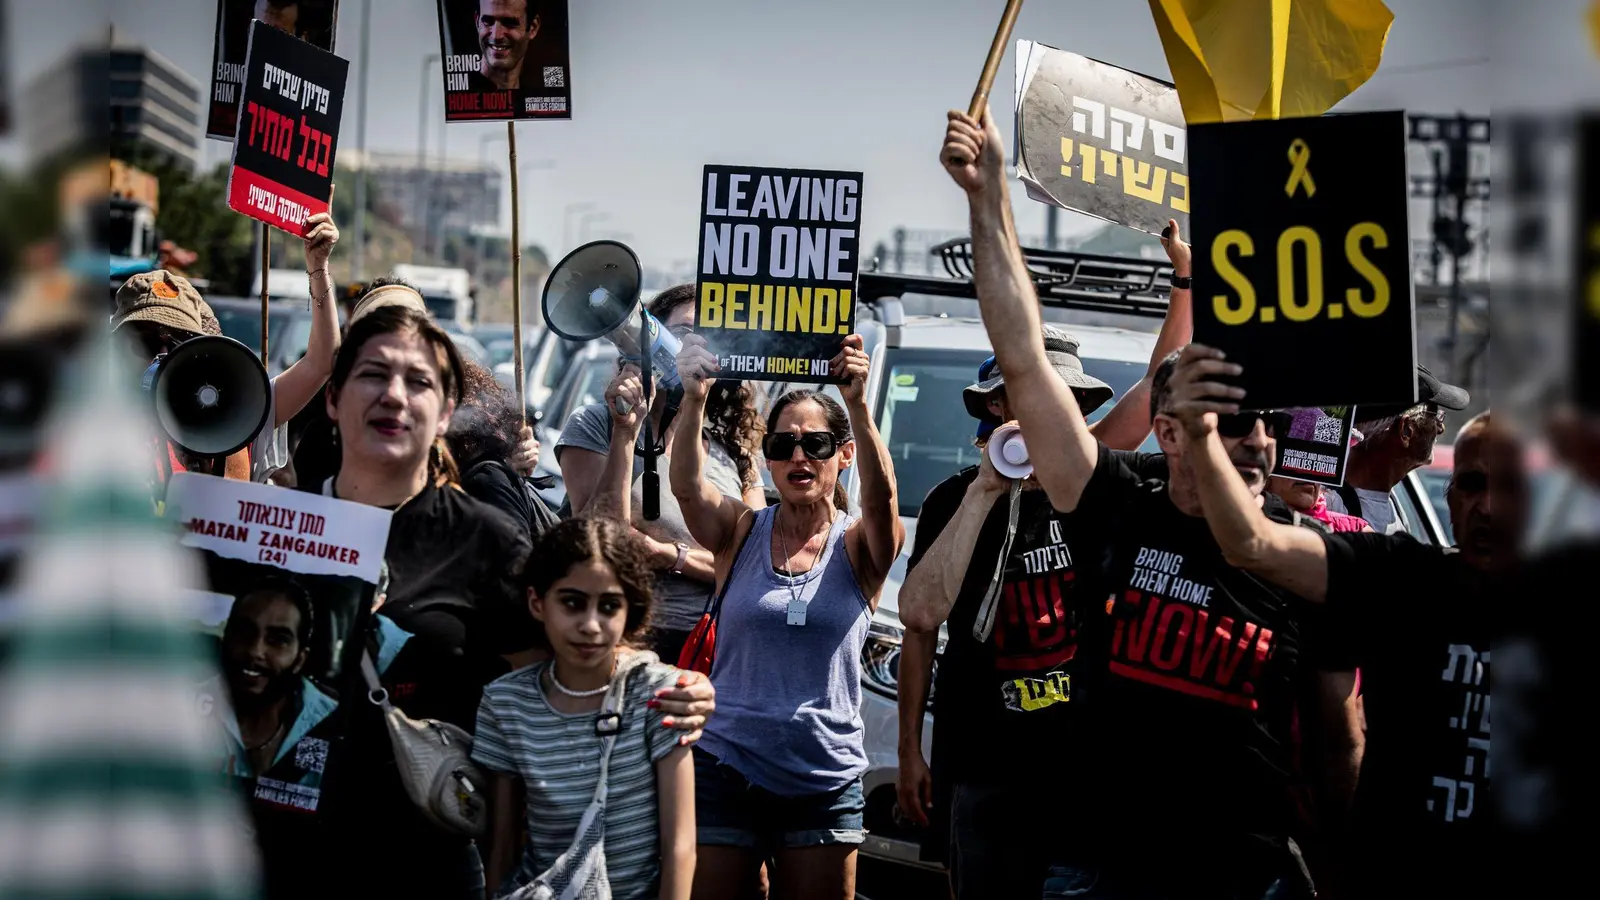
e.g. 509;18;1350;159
225;19;349;236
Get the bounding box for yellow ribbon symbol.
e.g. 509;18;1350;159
1285;139;1316;198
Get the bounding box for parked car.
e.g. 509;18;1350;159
752;241;1455;872
205;297;313;379
529;339;623;509
445;329;491;369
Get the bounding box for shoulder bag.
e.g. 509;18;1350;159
359;649;488;837
676;516;756;675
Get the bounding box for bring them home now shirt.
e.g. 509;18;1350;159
1063;445;1314;877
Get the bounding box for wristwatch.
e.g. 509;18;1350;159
672;542;689;575
1169;272;1193;290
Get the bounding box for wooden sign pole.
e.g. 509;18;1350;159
508;120;525;428
259;222;270;364
970;0;1025;119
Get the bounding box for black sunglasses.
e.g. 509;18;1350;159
1217;410;1294;439
763;431;840;461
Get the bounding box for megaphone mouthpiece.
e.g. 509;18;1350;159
989;423;1034;480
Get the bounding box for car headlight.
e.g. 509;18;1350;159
860;618;940;707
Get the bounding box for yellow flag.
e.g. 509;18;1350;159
1149;0;1394;123
1590;0;1600;58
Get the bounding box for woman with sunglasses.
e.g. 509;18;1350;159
670;331;904;900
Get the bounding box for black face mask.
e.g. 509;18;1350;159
763;431;841;461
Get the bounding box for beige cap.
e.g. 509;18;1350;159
111;270;211;337
349;284;429;325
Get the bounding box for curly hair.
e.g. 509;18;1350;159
648;284;765;490
447;361;522;470
525;517;657;644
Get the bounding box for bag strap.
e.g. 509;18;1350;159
972;481;1023;642
359;649;395;713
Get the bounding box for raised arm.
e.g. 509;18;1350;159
1167;344;1331;602
669;333;750;556
1301;670;1365;899
942;109;1098;511
271;211;342;426
899;458;1008;633
1090;218;1194;450
837;334;905;596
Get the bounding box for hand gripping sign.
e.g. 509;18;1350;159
693;165;865;384
1188;111;1417;410
226;19;349;236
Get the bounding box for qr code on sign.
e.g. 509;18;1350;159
544;67;565;88
294;736;330;774
1312;414;1344;445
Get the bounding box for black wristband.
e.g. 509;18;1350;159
1169;273;1193;290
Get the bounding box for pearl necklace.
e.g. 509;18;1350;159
549;662;613;698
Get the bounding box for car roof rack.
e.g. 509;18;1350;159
859;239;1173;320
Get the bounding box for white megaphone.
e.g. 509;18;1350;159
541;240;681;391
988;423;1033;480
142;335;272;458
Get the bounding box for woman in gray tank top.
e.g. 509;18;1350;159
669;332;905;900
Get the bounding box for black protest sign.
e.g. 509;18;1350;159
1577;113;1600;411
435;0;572;120
1015;41;1188;238
693;166;864;383
206;0;339;141
1271;405;1356;487
1189;111;1417;410
226;19;348;237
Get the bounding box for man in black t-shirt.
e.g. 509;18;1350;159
1164;344;1514;898
899;321;1177;900
941;108;1319;898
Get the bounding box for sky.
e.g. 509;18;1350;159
8;0;1591;271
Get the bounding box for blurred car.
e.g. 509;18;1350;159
529;340;622;510
205;297;313;379
446;330;491;370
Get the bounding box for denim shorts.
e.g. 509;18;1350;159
692;746;866;851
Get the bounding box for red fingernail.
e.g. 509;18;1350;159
661;717;675;727
679;735;690;746
646;699;660;709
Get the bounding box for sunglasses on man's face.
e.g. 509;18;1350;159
763;431;840;461
1216;410;1294;439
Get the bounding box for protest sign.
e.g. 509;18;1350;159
165;472;391;817
1271;405;1356;487
435;0;572;120
693;166;864;383
1014;41;1189;238
1188;110;1417;410
226;18;349;236
206;0;339;141
1577;113;1600;411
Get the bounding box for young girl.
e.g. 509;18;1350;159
473;517;696;900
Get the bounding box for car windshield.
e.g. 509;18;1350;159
486;338;517;367
874;347;1153;517
424;295;459;322
563;356;620;425
211;305;289;358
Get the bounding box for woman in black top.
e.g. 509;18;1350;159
310;300;717;898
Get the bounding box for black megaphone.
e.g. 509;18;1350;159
142;335;272;458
